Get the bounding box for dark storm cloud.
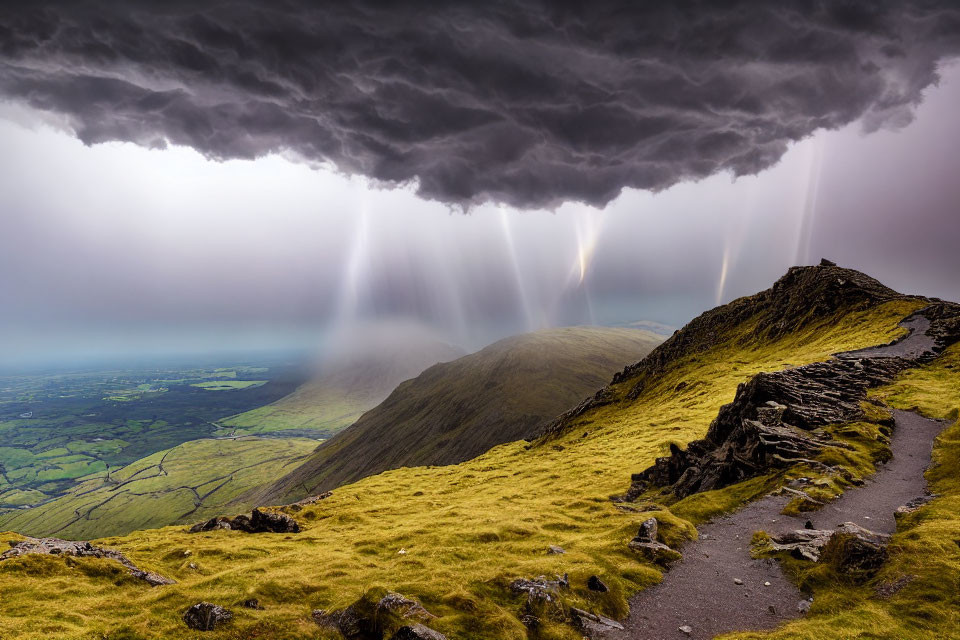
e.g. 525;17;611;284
1;1;959;208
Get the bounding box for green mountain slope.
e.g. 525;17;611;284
216;336;465;438
249;326;664;505
0;437;317;539
0;266;956;640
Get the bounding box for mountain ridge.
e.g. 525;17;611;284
247;326;664;506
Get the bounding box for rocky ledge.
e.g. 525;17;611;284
312;590;446;640
189;507;299;533
0;536;175;586
769;522;890;581
538;263;905;440
625;301;960;500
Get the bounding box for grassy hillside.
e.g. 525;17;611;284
0;269;929;640
216;340;464;439
251;327;664;506
0;437;317;539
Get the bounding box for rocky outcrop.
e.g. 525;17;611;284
1;537;175;586
626;301;960;500
510;574;571;629
540;264;903;440
570;607;625;636
587;575;608;592
189;507;299;533
770;522;890;580
312;590;438;640
390;624;447;640
182;602;233;631
627;517;679;564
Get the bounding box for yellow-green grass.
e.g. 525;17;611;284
0;437;318;540
728;341;960;640
0;299;922;640
215;391;367;437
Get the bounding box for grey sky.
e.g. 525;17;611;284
0;3;959;365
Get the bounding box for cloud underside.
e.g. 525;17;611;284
1;1;959;208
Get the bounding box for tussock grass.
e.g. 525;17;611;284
0;300;922;639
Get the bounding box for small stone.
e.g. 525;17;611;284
763;581;771;587
798;600;811;614
636;517;658;542
242;598;263;610
804;520;814;530
390;624;447;640
679;624;693;635
547;545;565;555
398;548;407;555
733;578;743;585
182;602;232;631
587;575;608;592
768;605;776;614
188;562;198;570
183;549;192;556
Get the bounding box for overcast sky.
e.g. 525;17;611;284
1;2;959;366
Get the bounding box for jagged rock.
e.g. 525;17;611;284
797;599;811;614
312;590;435;639
389;624;447;640
770;522;890;579
0;537;175;586
377;592;435;622
626;517;680;563
626;301;960;500
182;602;232;631
541;265;912;441
587;575;608;592
189;508;299;533
628;538;679;564
819;258;837;267
875;575;916;599
636;517;658;542
820;523;890;577
570;607;624;635
895;495;934;519
546;545;565;555
129;568;177;586
510;574;569;603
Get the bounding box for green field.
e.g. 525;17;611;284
0;362;306;511
0;436;318;539
192;380;268;391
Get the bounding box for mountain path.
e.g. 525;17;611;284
608;312;946;639
607;410;944;640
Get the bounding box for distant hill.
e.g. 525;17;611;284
249;326;664;505
216;325;465;438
